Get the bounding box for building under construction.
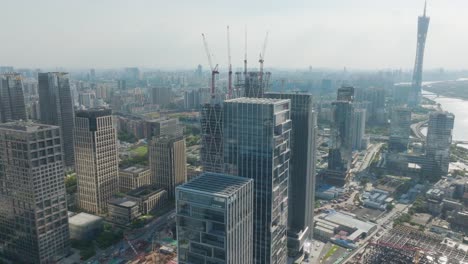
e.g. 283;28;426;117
200;102;224;173
358;225;468;264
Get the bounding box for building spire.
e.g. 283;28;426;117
423;0;427;17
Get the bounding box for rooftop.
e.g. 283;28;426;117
108;197;138;208
225;97;288;105
121;165;148;174
69;212;103;226
0;120;58;132
177;172;252;198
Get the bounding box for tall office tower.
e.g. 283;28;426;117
224;97;291;264
337;86;355;101
74;108;119;214
149;135;187;199
117;79;127;90
265;92;317;256
0;121;70;263
326;87;355;186
244;71;271;98
389;107;412;153
124;67;140;81
351;108;367;150
409;2;430;106
176;172;254;264
200;102;224;173
38;72;75;167
150;87;172;107
426;111;454;176
355;87;385;124
0;73;27;123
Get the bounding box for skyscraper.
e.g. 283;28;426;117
0;121;70;263
38;72;75;167
74;108;119;214
389;107;412;153
426;111;454;176
176;172;254;264
265;92;317;256
200;102;224;173
150;87;172;107
0;73;27;123
409;2;430;106
224;97;291;264
149;135;187;199
351;108;367;150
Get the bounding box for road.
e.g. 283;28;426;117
410;120;427;140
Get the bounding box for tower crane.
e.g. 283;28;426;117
202;33;219;99
227;26;232;99
244;26;248;76
259;31;269;75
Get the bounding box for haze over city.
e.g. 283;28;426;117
1;0;467;69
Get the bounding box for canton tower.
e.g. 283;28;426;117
410;1;430;106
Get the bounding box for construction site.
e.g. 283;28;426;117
350;225;468;264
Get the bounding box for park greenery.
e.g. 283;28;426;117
118;131;137;143
70;239;96;260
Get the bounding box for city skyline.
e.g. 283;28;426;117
1;1;467;70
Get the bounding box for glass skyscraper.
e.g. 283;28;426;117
223;97;291;264
176;172;253;264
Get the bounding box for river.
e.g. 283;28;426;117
422;90;468;142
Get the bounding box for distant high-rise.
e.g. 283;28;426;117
426;111;454;176
200;102;224;173
176;172;253;264
351;108;367;150
38;72;75;167
150;87;172;107
0;73;27;123
243;71;271;98
355;87;385;124
265;92;317;256
0;121;70;263
389;107;412;153
326;87;355;185
409;2;430;106
224;97;291;264
149;135;187;199
74;108;119;214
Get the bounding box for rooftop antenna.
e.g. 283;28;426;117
423;0;427;16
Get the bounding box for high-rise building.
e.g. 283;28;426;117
224;97;291;264
409;2;430;106
200;102;224;173
38;72;75;167
149;135;187;199
351;108;367;150
243;71;271;98
0;121;70;263
265;92;317;256
144;117;182;139
355;87;385;124
176;172;254;264
326;87;355;184
74;108;119;214
389;107;412;153
150;87;172;107
426;111;454;176
0;73;27;123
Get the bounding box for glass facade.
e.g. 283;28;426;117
176;172;253;264
223;98;291;264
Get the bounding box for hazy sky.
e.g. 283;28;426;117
1;0;467;70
